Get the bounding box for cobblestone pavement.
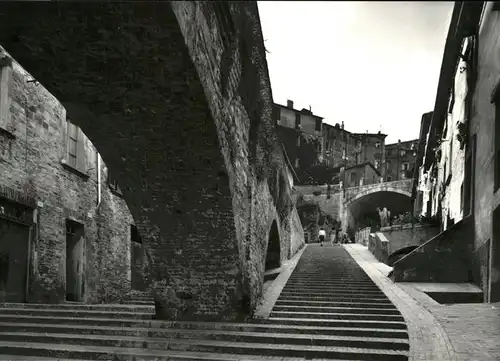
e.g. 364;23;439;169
345;243;500;361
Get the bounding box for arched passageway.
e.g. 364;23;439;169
0;2;280;321
265;221;281;270
346;191;413;230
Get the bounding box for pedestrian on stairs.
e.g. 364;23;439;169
318;228;326;247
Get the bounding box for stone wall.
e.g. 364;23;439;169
0;47;134;304
380;223;440;255
0;2;303;319
355;227;371;246
368;233;389;264
392;216;474;283
471;4;500;302
289;207;305;257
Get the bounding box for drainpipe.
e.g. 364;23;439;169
96;155;101;209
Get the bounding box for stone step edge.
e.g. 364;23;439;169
0;330;410;345
0;321;409;336
0;307;153;315
272;305;402;312
274;300;395;306
0;340;410;356
0;302;154;309
270;311;404;318
266;317;407;327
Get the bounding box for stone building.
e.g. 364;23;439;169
0;2;305;320
322;122;362;168
274;100;324;170
395;2;500;304
0;47;143;304
385;139;419;182
341;162;382;188
275;99;386;185
352;132;387;178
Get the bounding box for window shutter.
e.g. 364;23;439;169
0;65;13;132
76;128;87;173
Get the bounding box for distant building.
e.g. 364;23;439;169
352;132;387;178
385;139;419;181
273;100;324;170
274;100;385;186
341;162;382;188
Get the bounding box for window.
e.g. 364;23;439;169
131;225;142;244
401;171;407;180
65;120;87;175
400;150;406;157
402;163;409;171
386;160;391;169
295;158;300;168
387;175;393;181
375;142;381;148
387;149;392;156
374;160;379;169
350;173;357;183
315;119;321;132
296;135;301;147
67;122;78;168
0;58;13;133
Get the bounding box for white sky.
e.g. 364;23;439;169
257;1;454;144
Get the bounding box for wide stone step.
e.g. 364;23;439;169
262;317;407;330
281;288;385;295
0;307;153;320
288;278;374;284
0;314;151;327
272;305;402;315
274;299;396;308
0;339;409;360
278;293;390;301
0;321;409;339
270;311;404;322
0;330;409;351
284;283;382;290
0;302;154;313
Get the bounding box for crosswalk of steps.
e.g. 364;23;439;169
0;245;409;360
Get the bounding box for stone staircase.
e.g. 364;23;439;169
0;245;409;360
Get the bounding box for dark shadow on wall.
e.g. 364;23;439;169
265;221;280;270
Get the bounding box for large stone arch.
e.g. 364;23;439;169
344;188;412;208
343;187;413;231
0;2;289;321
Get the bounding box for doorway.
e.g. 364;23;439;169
492;208;500;302
65;219;85;302
0;219;29;302
265;221;281;271
130;224;145;291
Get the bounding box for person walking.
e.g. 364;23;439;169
318;228;326;247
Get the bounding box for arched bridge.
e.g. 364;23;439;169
343;179;414;206
342;179;414;230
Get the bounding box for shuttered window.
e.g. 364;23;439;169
65;119;87;175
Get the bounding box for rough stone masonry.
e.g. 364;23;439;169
0;2;304;320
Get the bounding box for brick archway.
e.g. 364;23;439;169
0;2;288;321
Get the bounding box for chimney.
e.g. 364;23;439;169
287;99;294;109
341;121;344;130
